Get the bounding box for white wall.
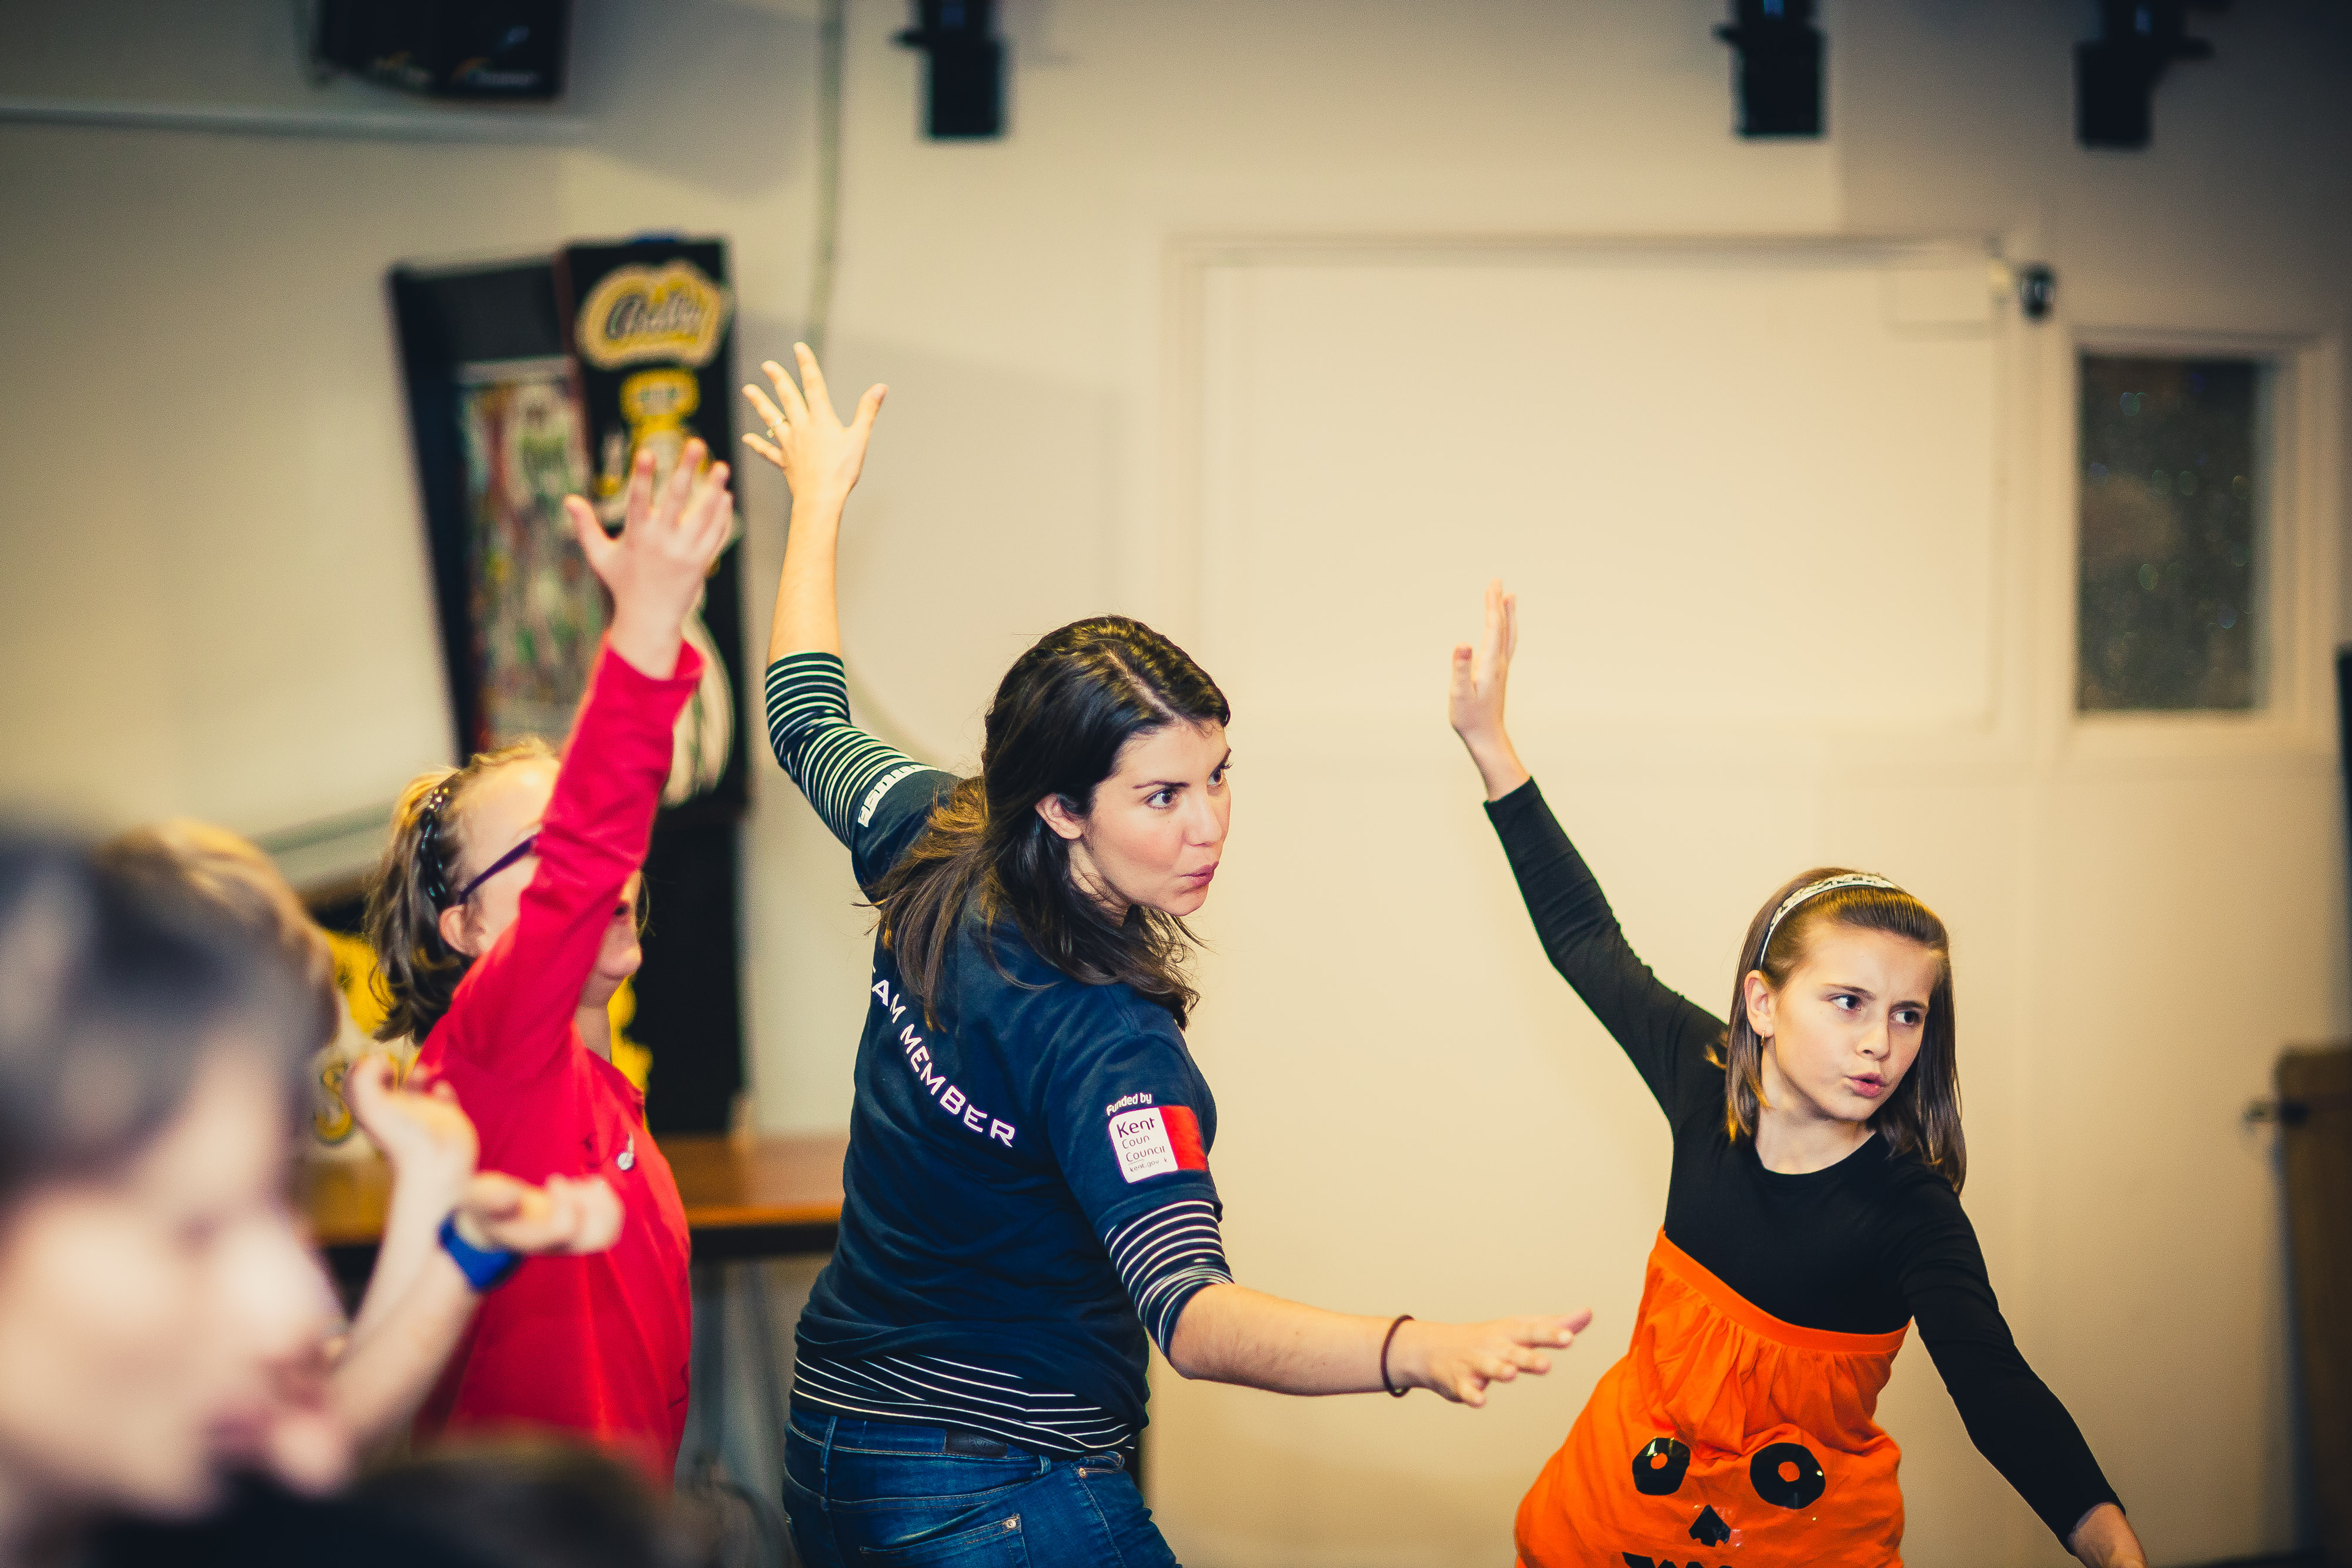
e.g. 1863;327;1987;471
4;2;2348;1563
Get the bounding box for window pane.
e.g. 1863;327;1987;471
2077;353;2266;711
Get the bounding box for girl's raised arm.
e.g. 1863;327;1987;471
440;446;731;1078
744;343;887;661
1449;581;1722;1112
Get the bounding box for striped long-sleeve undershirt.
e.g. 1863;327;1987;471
1104;1199;1231;1356
765;651;1235;1447
764;650;934;851
790;1350;1137;1455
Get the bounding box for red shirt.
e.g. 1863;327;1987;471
412;639;699;1481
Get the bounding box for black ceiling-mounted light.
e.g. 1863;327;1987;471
1715;0;1824;139
2076;1;2214;149
894;0;1004;139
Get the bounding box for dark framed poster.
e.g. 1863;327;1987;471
556;238;749;814
388;240;747;1134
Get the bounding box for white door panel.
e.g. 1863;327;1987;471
1198;249;2000;734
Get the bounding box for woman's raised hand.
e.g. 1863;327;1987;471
751;344;885;660
741;343;887;503
563;437;734;680
1449;578;1532;801
1392;1309;1595;1407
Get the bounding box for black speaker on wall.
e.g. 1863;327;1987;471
313;0;571;100
1715;0;1824;138
2074;0;2213;149
895;0;1005;139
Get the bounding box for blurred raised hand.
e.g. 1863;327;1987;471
457;1171;623;1257
345;1054;475;1217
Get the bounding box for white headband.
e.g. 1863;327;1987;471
1759;872;1903;964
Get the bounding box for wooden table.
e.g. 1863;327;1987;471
307;1130;849;1282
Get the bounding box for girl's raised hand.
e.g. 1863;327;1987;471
741;343;887;503
1392;1309;1594;1407
563;438;734;680
1449;579;1532;801
1448;577;1518;745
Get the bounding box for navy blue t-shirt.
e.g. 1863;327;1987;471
768;653;1232;1451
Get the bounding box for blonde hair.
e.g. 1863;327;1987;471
95;819;339;1052
363;739;556;1045
1712;867;1966;1193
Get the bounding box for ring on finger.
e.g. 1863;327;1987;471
766;420;789;445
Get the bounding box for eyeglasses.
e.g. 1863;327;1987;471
450;833;538;905
448;834;651;934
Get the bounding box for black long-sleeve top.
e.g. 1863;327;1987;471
1488;779;2119;1544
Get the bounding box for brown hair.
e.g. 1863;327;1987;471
363;738;556;1044
874;616;1230;1028
353;1437;690;1568
0;833;312;1208
95;820;340;1053
1712;867;1966;1192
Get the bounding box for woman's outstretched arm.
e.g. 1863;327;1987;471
1167;1285;1590;1406
744;342;887;661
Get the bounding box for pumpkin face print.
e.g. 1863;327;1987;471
1512;1235;1910;1568
1615;1435;1835;1560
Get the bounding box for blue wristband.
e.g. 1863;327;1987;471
438;1211;522;1292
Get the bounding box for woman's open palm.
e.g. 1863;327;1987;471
1402;1309;1595;1407
742;343;887;503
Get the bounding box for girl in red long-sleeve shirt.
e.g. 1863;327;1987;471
362;441;734;1480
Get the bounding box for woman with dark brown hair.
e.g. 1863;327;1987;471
1446;582;2147;1568
743;348;1591;1567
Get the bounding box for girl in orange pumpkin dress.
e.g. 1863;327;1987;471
1447;583;2148;1568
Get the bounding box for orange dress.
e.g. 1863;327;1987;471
1515;1232;1907;1567
1488;780;2122;1564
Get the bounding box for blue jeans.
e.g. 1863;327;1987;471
783;1406;1182;1567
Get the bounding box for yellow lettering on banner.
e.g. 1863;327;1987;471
576;261;732;369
